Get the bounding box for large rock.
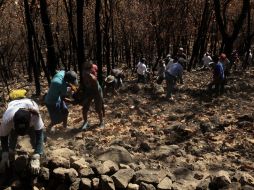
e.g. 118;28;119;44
157;177;173;190
233;171;254;186
39;167;50;181
155;145;180;159
53;168;78;183
97;146;133;164
96;160;119;175
134;169;167;184
79;166;95;177
196;176;212;190
16;136;33;154
49;148;75;160
14;155;29;173
112;169;135;188
210;171;231;189
69;179;81;190
99;175;115;190
127;183;139;190
140;182;156;190
71;158;90;171
80;178;92;190
92;178;100;190
48;156;70;169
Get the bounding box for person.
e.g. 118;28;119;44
45;70;78;131
202;52;213;69
164;58;183;99
111;68;125;88
156;60;166;84
177;48;187;69
0;98;44;175
78;65;105;130
246;49;253;68
104;75;117;95
136;58;148;83
208;54;225;95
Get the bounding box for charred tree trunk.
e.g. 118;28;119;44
213;0;250;57
24;0;40;95
40;0;57;77
76;0;85;77
188;0;211;71
95;0;103;85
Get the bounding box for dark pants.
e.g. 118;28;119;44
46;99;69;125
165;72;176;98
137;74;146;83
208;79;225;95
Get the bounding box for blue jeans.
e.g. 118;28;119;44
165;72;176;98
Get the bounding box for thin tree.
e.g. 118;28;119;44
40;0;58;77
95;0;103;85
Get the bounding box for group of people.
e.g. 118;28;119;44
0;62;105;175
0;47;252;176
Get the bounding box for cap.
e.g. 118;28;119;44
105;75;115;83
65;71;78;85
179;47;184;51
13;109;31;136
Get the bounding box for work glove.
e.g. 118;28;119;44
29;154;40;175
0;152;9;173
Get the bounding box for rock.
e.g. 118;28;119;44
130;84;142;93
69;179;81;190
33;187;39;190
96;160;119;175
139;141;151;152
79;166;95;177
173;167;193;180
100;175;115;190
39;167;50;181
14;155;29;173
210;171;231;189
233;171;254;186
92;178;100;190
242;185;254;190
223;182;241;190
71;158;90;171
16;136;33;154
157;177;173;190
194;172;204;180
163;122;183;134
196;176;212;190
49;148;75;160
155;145;180;159
140;182;156;190
134;169;167;184
48;156;70;169
112;169;135;188
80;178;92;190
53;168;78;183
97;145;133;164
127;183;139;190
119;163;130;169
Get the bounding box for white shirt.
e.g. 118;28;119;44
202;54;213;67
0;99;44;137
137;62;147;75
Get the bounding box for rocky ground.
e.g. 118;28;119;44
0;68;254;190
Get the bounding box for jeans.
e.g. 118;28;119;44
46;98;68;125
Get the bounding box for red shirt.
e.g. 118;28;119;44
91;64;98;78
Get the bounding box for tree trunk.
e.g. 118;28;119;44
40;0;57;77
76;0;85;78
95;0;103;85
24;0;40;95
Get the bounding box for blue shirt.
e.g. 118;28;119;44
45;71;68;105
166;62;183;79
